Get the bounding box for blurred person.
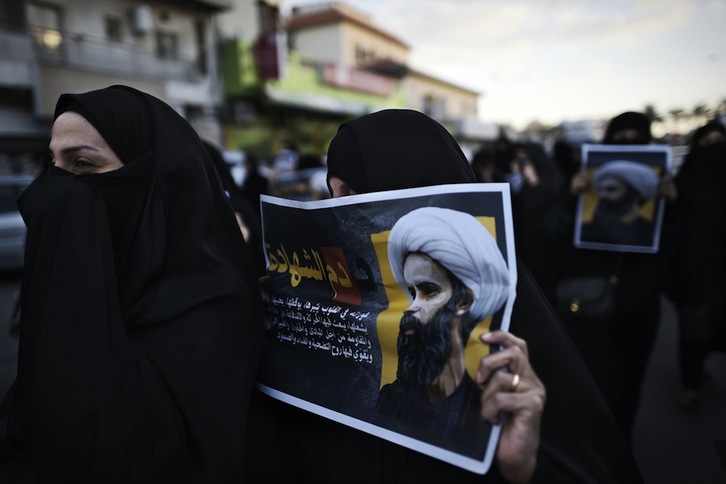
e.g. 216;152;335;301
603;111;653;145
493;131;516;179
540;110;678;443
203;140;266;277
0;85;264;482
272;138;299;174
667;119;726;410
551;139;582;185
475;141;562;260
505;142;565;300
243;109;643;483
535;139;584;301
241;152;270;210
470;146;501;184
292;152;329;200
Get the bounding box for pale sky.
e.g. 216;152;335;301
282;0;726;130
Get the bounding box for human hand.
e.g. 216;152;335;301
476;330;546;484
659;175;678;202
569;171;588;196
521;162;540;187
235;212;251;242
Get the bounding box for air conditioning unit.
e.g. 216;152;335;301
130;5;153;36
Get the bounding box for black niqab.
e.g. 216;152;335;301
0;85;263;482
55;89;155;267
602;111;652;144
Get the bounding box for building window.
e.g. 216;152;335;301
156;31;178;60
26;2;63;54
104;16;122;42
194;19;207;75
355;45;375;66
423;95;446;120
258;1;279;34
422;94;435;117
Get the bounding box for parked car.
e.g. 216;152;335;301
0;175;35;272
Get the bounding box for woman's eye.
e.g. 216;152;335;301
74;159;94;169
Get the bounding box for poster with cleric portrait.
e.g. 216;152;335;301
257;183;518;475
575;144;671;253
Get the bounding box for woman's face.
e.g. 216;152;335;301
328;175;357;198
50;111;124;175
699;129;726;147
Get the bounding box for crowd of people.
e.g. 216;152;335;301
0;83;723;482
473;111;724;437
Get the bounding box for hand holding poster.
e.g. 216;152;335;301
257;182;517;475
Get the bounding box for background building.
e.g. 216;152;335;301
0;0;500;177
217;1;497;161
0;0;229;174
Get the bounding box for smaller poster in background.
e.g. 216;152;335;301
575;144;671;253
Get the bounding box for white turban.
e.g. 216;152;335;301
593;160;659;201
387;207;510;322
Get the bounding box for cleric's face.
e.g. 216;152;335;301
596;174;628;204
396;252;457;386
402;253;453;327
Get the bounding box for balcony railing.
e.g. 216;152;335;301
0;22;201;82
0;24;33;61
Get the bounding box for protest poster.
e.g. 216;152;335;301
257;182;517;475
575;144;671;253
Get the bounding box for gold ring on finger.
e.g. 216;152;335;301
510;373;521;392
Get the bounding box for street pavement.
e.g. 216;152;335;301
0;274;723;482
632;296;726;483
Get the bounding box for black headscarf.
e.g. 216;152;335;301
202;139;265;277
0;85;263;482
326;109;476;194
54;89;155;265
669;119;726;343
54;88;154;165
602;111;652;145
245;109;643;483
687;118;726;151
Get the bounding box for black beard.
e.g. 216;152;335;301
593;190;638;225
395;303;457;387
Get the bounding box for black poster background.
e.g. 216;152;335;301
257;184;516;474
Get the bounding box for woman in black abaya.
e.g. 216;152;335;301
244;109;643;483
0;85;263;482
668;119;726;409
541;111;677;443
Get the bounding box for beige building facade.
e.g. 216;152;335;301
0;0;229;173
284;2;497;149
